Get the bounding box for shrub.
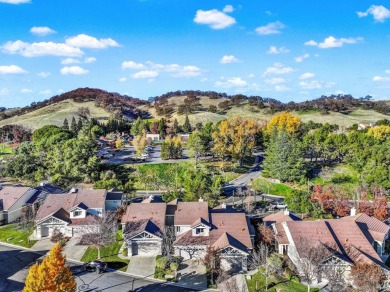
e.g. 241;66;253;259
156;256;169;269
331;173;354;184
170;262;179;271
50;228;64;243
122;248;128;256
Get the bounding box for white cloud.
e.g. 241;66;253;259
385;70;390;74
61;58;80;65
173;65;202;77
267;46;290;54
132;70;159;79
30;26;56;36
220;55;239;64
21;88;33;93
304;36;363;49
60;66;89;75
357;5;390;22
0;88;9;95
194;9;236;29
299;80;335;89
0;65;27;74
222;5;234;13
255;21;285;35
119;77;127;82
300;72;315;80
215;77;248;88
2;40;83;57
263;62;294;76
247;73;255;78
39;89;52;95
37;71;50;78
265;77;286;85
84;57;96;63
0;0;30;4
373;76;390;82
122;60;145;70
275;85;291;92
65;34;119;49
294;53;310;63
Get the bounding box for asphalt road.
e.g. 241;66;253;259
0;244;190;292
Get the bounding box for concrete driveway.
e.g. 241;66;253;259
177;259;207;290
63;237;88;261
31;238;55;252
126;256;156;278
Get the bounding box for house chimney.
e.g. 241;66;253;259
350;207;356;216
284;209;290;216
222;202;227;209
149;195;154;200
70;187;77;193
199;197;204;202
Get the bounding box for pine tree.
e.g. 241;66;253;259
158;118;167;139
23;243;76;292
63;118;69;130
77;118;83;133
71;116;78;135
173;118;180;134
182;115;192;133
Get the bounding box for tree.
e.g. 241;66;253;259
70;116;78;135
63;118;69;130
202;247;221;286
130;117;145;136
158;118;167;139
367;125;390;141
264;253;283;291
115;139;122;149
351;263;385;292
132;132;148;155
19;205;35;244
77;118;83;133
212;117;261;167
23;243;76;292
258;224;275;244
187;130;204;168
182;115;192;133
172;118;180;134
284;190;313;214
373;192;388;221
161;136;183;160
81;212;117;260
209;104;217;113
265;112;301;135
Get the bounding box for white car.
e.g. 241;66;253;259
141;153;149;158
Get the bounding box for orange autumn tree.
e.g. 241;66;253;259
24;243;76;292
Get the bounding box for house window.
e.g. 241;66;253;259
73;210;82;217
176;226;180;233
196;228;205;235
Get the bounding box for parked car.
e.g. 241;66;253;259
141;153;149;158
276;202;287;209
83;260;108;274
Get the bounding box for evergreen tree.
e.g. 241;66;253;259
70;116;78;135
263;129;306;182
158;118;167;139
131;117;145;136
172;118;180;134
182;115;192;133
23;243;76;292
63;118;69;130
195;122;203;131
77;118;83;133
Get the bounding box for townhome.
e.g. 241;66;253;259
34;188;120;238
121;202;166;256
0;186;38;224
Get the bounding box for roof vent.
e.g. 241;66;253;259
199;197;204;202
221;202;227;209
149;195;154;200
70;187;77;193
350;207;356;217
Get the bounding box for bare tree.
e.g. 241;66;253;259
81;212;118;260
160;226;175;261
350;262;386;292
248;242;269;269
217;273;246;292
18;205;35;244
202;246;221;286
263;253;283;291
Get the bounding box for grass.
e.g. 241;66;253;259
0;143;13;155
252;177;295;197
0;223;37;248
81;231;129;272
246;270;319;292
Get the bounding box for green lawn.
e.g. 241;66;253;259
252;177;294;197
0;143;13;155
247;271;319;292
81;234;129;272
0;224;37;248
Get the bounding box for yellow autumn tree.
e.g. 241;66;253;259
132;130;148;155
212;116;262;167
367;125;390;141
23;243;76;292
265;112;301;134
115;139;122;149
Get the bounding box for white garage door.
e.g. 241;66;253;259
221;257;243;272
132;242;161;256
177;248;205;260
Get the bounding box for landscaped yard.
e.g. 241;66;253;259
252;177;295;197
246;270;319;292
0;224;37;248
81;231;129;272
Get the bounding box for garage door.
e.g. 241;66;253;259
41;226;49;237
221;257;243;272
132;242;161;256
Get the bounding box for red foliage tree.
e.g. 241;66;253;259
373;194;388;221
258;224;275;244
358;193;373;216
311;185;335;213
150;122;159;134
334;198;351;217
351;263;385;292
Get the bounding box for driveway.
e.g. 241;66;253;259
126;256;156;278
31;238;55;252
63;237;88;261
177;259;207;290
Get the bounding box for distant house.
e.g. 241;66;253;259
26;183;66;213
34;188;121;238
121;202;166;256
105;188;123;211
146;133;160;142
0;186;38;224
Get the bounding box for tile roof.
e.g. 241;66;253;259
342;213;390;243
284;219;385;267
263;210;302;245
0;187;33;211
124;219;162;239
174;202;209;226
121;202;166;232
35;189;107;222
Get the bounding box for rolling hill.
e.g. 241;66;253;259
1;88;389;130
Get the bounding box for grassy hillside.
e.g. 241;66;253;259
139;96;390;127
0;100;110;131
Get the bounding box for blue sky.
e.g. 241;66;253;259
0;0;390;107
